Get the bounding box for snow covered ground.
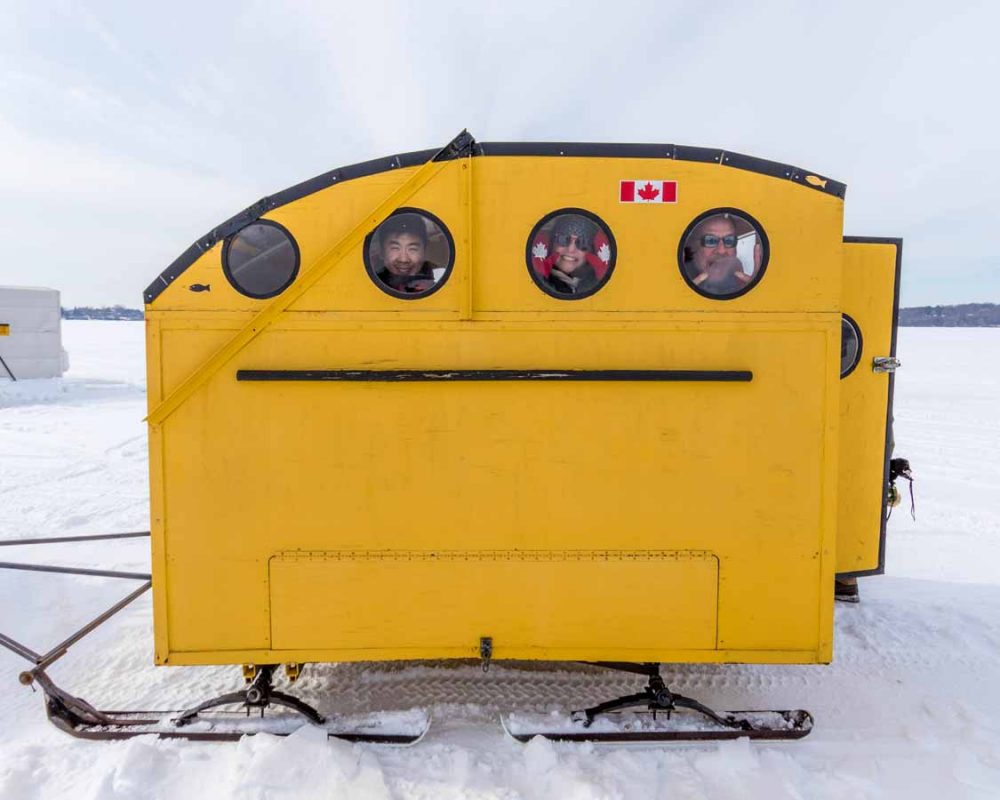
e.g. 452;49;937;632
1;321;999;799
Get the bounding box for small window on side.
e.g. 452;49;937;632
678;209;768;300
223;221;300;299
364;209;454;299
841;314;863;378
526;209;616;300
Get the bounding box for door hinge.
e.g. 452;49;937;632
872;356;901;373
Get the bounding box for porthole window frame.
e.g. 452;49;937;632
524;207;618;301
222;219;301;300
840;313;863;378
363;207;456;301
677;207;770;301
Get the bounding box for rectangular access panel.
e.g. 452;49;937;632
270;551;719;657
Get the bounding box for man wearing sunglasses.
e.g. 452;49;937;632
684;214;754;295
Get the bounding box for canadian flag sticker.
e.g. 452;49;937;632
619;180;677;203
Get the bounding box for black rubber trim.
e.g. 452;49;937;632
145;133;845;305
477;143;845;200
236;369;753;383
837;236;903;579
476;142;679;160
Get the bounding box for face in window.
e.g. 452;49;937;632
382;232;427;277
546;215;599;295
688;216;750;293
375;213;436;294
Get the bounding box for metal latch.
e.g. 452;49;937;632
480;636;493;673
872;356;901;374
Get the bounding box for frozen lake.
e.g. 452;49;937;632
1;321;998;799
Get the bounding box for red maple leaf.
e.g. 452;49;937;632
637;181;660;201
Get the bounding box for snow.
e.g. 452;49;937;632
2;321;1000;799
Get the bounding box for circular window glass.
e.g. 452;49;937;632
841;314;863;378
526;209;616;300
678;209;768;299
364;209;454;299
223;221;300;299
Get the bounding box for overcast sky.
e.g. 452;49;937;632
0;0;995;307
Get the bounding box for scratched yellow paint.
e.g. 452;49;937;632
144;148;896;668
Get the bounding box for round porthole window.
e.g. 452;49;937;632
678;209;768;300
841;314;863;378
526;209;616;300
222;220;300;299
364;209;454;299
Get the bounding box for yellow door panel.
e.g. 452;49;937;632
836;238;901;574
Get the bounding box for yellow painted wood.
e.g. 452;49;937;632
146;152;454;425
836;241;900;573
161;647;822;666
141;148;893;668
270;550;718;654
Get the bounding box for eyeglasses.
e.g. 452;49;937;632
700;234;738;248
551;233;592;250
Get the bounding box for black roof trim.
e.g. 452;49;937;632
144;131;846;304
843;236;903;246
143;147;441;303
475;141;679;159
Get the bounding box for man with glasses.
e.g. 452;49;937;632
683;214;754;295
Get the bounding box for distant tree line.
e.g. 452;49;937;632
898;303;1000;327
62;306;144;321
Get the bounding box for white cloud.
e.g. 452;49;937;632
0;0;996;305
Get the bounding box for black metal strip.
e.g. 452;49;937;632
145;133;846;305
476;141;679;160
0;531;150;548
0;562;151;580
0;353;16;382
237;369;752;382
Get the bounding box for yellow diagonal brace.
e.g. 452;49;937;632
148;148;454;426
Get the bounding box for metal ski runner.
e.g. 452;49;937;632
501;662;813;743
30;666;431;745
1;531;429;745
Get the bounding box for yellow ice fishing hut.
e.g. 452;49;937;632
143;131;901;669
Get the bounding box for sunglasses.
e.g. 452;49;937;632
700;234;738;248
551;233;592;250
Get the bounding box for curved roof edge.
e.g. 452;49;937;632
144;133;846;304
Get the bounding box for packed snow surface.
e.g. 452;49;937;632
2;321;1000;799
